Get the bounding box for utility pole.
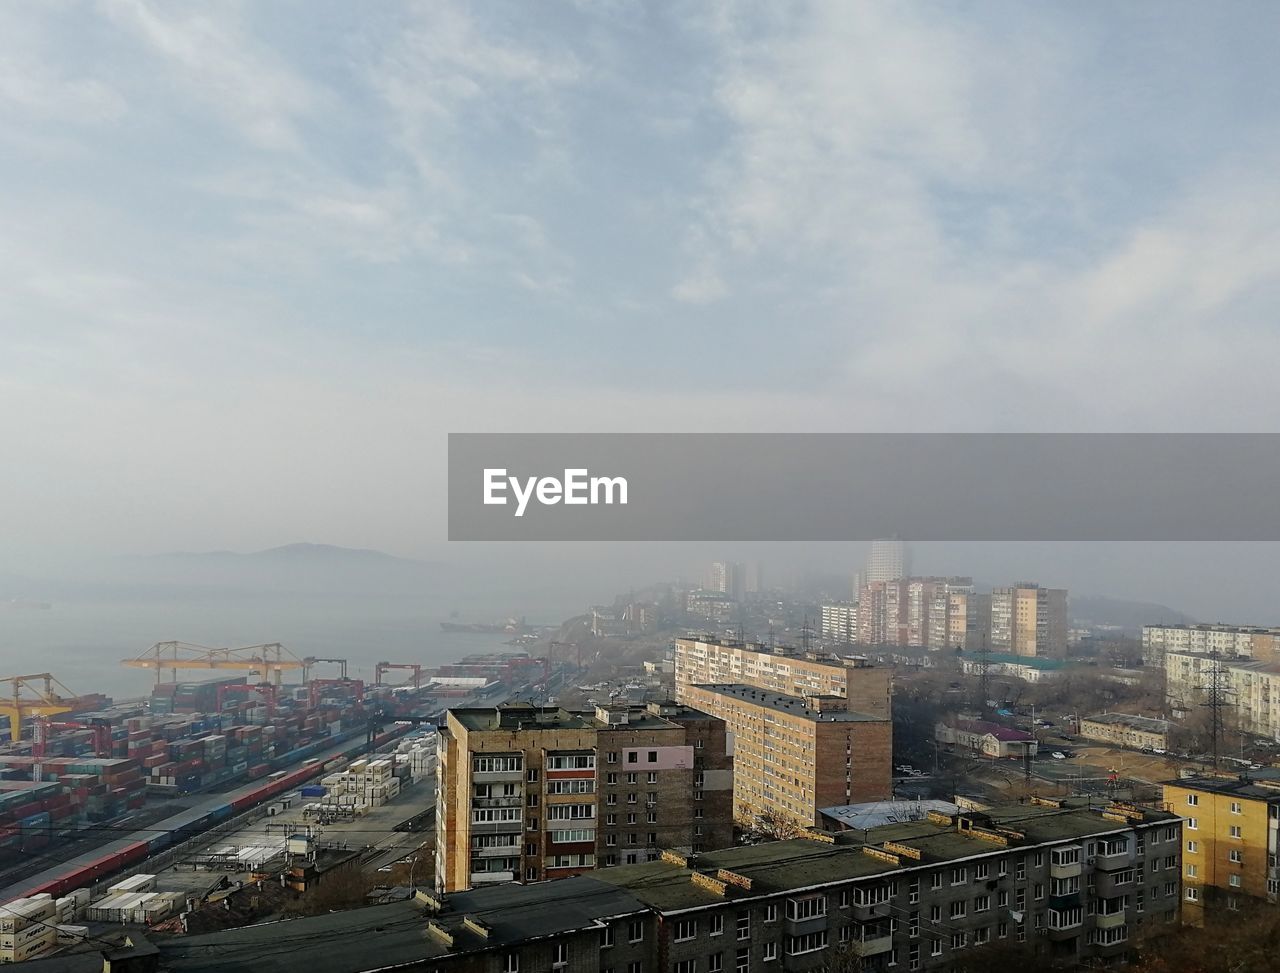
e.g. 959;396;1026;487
800;616;813;654
1202;648;1233;772
976;633;991;712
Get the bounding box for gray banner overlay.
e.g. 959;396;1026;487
448;433;1280;541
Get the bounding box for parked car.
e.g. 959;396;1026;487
1051;751;1067;760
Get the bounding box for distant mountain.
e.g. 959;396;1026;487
1070;594;1194;632
161;543;422;566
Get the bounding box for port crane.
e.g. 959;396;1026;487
32;714;113;783
121;642;308;686
374;662;424;690
302;658;349;681
1;673;85;747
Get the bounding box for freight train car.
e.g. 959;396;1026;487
1;723;411;902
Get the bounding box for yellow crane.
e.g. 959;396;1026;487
121;641;309;686
1;673;81;745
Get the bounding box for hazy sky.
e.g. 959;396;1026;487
3;3;1280;574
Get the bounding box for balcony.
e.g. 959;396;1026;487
1051;860;1083;880
847;923;894;957
470;818;522;834
1093;870;1136;897
472;769;523;783
851;898;891;922
471;844;520;858
1093;847;1132;871
470;870;515;885
1095;911;1127;931
472;796;523;808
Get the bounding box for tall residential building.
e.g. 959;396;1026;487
223;798;1182;973
708;560;745;601
820;601;858;643
857;577;978;649
673;637;893;827
1143;623;1280;669
435;700;733;892
681;684;892;826
990;583;1068;658
866;538;908;583
673;637;892;719
1163;774;1280;922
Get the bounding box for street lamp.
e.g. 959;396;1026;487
407;856;419;896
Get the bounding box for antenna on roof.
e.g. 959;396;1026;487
800;616;813;654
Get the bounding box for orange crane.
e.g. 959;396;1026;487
32;714;112;783
1;673;83;747
374;662;423;690
121;641;307;686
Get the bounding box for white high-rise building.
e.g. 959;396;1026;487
866;538;908;583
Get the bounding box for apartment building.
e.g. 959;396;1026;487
1143;623;1280;669
990;583;1068;658
1163;775;1280;923
1079;713;1172;752
867;537;908;582
203;798;1180;973
820;602;858;644
435;700;733;893
1165;652;1280;740
856;578;981;650
680;683;892;827
673;637;892;719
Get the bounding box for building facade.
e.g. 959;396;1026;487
672;638;893;720
820;602;859;644
435;701;734;893
855;578;982;650
935;718;1038;759
170;798;1183;973
1165;652;1280;740
866;538;908;583
1142;624;1280;669
1079;713;1172;752
1163;775;1280;923
680;684;892;827
990;584;1068;658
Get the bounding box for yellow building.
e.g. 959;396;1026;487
1162;775;1280;923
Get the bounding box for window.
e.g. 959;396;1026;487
553;943;569;969
503;954;519;973
997;891;1008;908
765;903;779;922
951;932;967;950
547;804;595;820
549;829;596;843
930;904;942;924
786;931;828;955
908;879;919;904
762;943;777;962
1229;874;1243;888
628;920;644;943
951;867;967;885
675;962;695;973
648;751;658;762
1034;852;1044;868
839;890;850;909
1091;926;1128;946
627;773;638;784
737;913;750;940
1016;859;1026;880
1034;883;1044;901
709;954;723;973
607;752;619;764
930;940;943;957
601;927;614;948
975;862;989;880
1230;850;1243;864
628;964;643;973
606;772;618;785
974;894;991;913
949;901;966;920
675;919;698;942
628;752;638;763
526;769;539;782
547;779;595;794
1051;846;1081;866
1051;876;1079;896
974;927;990;945
1187;840;1198;854
710;913;724;937
909;944;921;972
547;754;596;770
1187;864;1198;878
908;912;919;938
1186;888;1200;902
1230;826;1243;839
648;771;658;784
1231;801;1243;815
474;755;523;773
930;872;943;890
1186;794;1199;806
786;896;826;921
1187;817;1198;830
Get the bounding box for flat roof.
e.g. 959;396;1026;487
687;684;884;722
1082;713;1172;732
1164;775;1280;802
449;706;682;733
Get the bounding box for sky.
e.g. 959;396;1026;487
3;1;1280;611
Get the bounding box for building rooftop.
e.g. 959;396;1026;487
449;702;688;733
1082;712;1172;732
819;800;961;831
971;653;1070;671
688;684;885;722
946;718;1035;742
1165;775;1280;802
